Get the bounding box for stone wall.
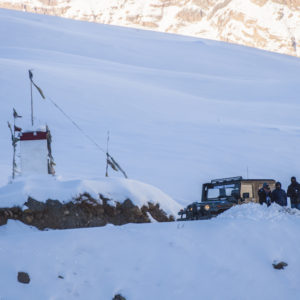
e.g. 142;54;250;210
0;193;174;230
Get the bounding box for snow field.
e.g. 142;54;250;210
0;204;300;300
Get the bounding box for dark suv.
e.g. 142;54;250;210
178;176;275;220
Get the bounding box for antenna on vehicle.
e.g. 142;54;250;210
246;166;249;179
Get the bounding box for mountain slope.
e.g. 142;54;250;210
0;0;299;57
0;9;300;205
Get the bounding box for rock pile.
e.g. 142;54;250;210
272;261;288;270
17;272;30;284
113;294;126;300
0;193;174;230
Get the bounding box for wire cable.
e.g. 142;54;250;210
47;97;106;154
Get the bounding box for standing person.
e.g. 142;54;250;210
258;183;272;206
287;176;300;209
271;182;287;207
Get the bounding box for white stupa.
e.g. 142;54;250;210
9;71;55;178
19;126;55;176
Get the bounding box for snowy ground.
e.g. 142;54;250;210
0;203;300;300
1;9;300;206
0;175;181;216
1;10;300;300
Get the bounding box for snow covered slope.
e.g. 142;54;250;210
0;0;299;57
0;204;300;299
0;9;300;206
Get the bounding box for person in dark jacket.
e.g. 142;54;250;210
271;182;287;206
258;183;272;206
287;176;300;209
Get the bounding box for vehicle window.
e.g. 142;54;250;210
208;188;220;198
207;184;240;200
225;187;236;196
241;184;253;198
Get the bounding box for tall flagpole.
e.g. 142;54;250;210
30;79;33;126
12;144;15;179
105;131;109;177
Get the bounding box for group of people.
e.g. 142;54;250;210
258;176;300;209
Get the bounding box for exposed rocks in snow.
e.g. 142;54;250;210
272;261;288;270
17;272;30;284
0;211;8;225
0;193;174;230
0;207;20;226
113;294;126;300
141;202;174;222
0;177;181;218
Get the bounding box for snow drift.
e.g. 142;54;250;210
0;175;181;217
0;203;300;299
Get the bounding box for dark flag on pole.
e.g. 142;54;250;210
13;108;22;119
29;70;46;99
106;152;128;178
14;125;22;132
107;155;118;172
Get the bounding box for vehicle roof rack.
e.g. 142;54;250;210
211;176;243;184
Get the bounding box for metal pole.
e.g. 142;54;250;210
8;122;16;180
12;118;16;179
105;131;109;177
30;81;33;126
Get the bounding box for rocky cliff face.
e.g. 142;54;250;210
1;0;299;56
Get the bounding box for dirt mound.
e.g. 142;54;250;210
0;193;174;230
